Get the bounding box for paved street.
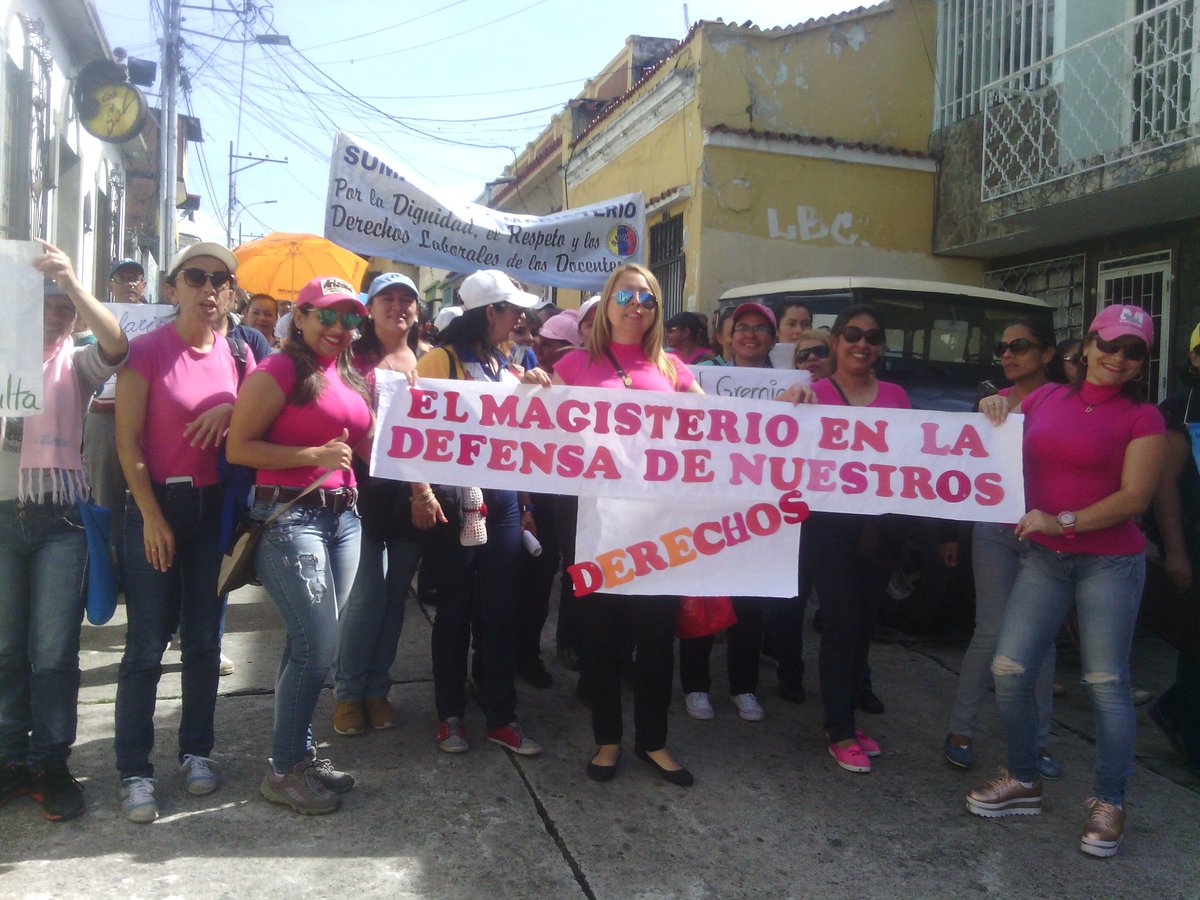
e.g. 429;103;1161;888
2;584;1197;898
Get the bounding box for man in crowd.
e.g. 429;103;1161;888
109;258;147;304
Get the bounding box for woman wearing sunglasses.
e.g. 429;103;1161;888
801;304;910;774
414;270;549;757
967;306;1165;858
793;330;835;380
114;243;243;822
226;277;373;815
943;320;1062;775
553;263;703;786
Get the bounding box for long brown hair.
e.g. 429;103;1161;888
586;263;675;383
284;306;370;406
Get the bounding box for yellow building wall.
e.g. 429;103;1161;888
695;1;938;151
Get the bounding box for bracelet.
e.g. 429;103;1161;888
519;504;535;513
410;490;435;505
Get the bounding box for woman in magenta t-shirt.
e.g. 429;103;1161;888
966;305;1166;859
554;262;703;787
802;304;910;775
114;242;242;823
227;276;372;816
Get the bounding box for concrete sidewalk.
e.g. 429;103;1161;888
2;585;1197;898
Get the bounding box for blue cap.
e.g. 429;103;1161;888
109;257;144;278
367;272;418;301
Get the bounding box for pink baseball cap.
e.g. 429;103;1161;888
732;302;777;331
1089;304;1154;347
296;276;367;316
539;309;581;345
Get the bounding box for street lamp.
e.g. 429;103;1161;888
236;199;277;245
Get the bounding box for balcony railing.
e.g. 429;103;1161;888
981;0;1198;201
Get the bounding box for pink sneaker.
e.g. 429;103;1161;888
855;730;881;757
828;741;872;773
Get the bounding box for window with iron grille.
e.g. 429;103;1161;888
936;0;1056;127
649;213;685;320
984;254;1086;339
1132;0;1194;142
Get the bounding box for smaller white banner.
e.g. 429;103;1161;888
687;365;811;400
0;240;48;416
111;303;174;337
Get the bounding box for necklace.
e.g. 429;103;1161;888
602;347;633;389
1079;385;1123;413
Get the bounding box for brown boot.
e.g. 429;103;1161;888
332;700;365;736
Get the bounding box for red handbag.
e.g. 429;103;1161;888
676;596;737;639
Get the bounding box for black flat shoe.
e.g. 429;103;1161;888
635;748;694;787
586;751;620;783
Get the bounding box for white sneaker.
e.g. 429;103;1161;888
180;754;219;795
120;776;158;823
684;692;714;720
732;693;765;721
219;653;235;676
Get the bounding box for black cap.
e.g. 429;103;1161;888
109;258;145;279
44;277;69;297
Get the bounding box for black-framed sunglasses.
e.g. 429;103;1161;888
837;326;884;346
993;338;1041;357
794;345;831;363
491;301;513;313
1092;335;1149;361
304;306;363;330
613;289;658;310
178;268;235;290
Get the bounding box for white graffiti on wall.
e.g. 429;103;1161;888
767;207;869;247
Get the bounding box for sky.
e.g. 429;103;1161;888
92;0;864;247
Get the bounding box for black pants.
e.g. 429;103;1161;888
766;538;813;688
802;512;888;742
579;592;677;751
679;597;766;695
516;494;560;669
552;495;584;658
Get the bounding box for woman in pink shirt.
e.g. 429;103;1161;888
966;305;1166;859
114;242;242;823
227;277;372;816
554;262;703;787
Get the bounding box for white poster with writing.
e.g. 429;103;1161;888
687;365;811;400
111;303;175;337
325;131;645;290
0;240;47;416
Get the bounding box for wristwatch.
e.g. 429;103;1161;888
1056;511;1077;539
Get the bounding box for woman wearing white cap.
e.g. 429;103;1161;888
227;276;373;815
114;242;242;822
414;269;548;756
967;304;1165;858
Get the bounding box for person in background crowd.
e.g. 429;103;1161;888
333;272;423;737
227;276;372;816
792;329;834;380
942;319;1062;777
414;270;549;757
1049;337;1083;384
83;259;150;554
113;242;243;823
784;303;910;774
681;303;777;723
553;262;703;787
711;305;737;365
244;293;279;349
967;305;1165;859
0;242;127;822
1147;323;1200;775
577;295;601;348
664;312;715;365
775;299;814;345
531;309;579;376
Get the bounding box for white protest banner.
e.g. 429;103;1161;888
687;365;810;400
0;240;47;416
371;378;1025;523
111;303;174;337
572;496;802;597
325;131;645;290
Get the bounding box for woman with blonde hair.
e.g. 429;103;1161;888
553;262;702;786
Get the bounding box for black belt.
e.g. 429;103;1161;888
254;485;357;514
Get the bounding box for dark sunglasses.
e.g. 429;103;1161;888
837;326;884;346
993;338;1041;357
178;268;235;290
305;306;363;330
1063;353;1081;365
491;301;513;312
613;289;658;310
794;345;831;363
1092;336;1148;361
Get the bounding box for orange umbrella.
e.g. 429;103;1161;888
232;232;369;301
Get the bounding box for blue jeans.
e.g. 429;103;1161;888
0;499;88;768
115;484;225;779
334;534;420;701
254;501;360;770
993;542;1144;804
949;522;1055;744
429;489;522;729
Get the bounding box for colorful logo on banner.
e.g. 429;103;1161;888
607;224;639;257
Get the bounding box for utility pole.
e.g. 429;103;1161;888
226;145;286;247
158;0;182;269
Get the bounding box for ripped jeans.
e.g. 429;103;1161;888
253;500;361;770
993;542;1144;804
